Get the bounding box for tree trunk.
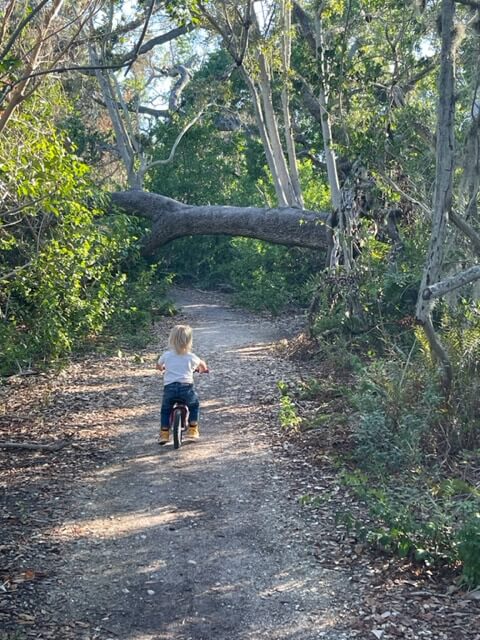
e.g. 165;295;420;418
415;0;456;394
293;3;341;265
257;53;301;207
280;0;304;208
241;69;289;206
110;190;329;253
92;46;139;188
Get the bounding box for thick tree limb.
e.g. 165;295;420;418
296;76;322;124
110;191;330;253
168;65;192;112
120;24;195;63
137;104;170;118
92;95;170;119
422;265;480;300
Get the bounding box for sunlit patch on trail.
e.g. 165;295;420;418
226;343;276;360
52;508;204;540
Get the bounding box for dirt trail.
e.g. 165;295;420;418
41;289;355;640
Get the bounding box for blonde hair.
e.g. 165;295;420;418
168;324;193;354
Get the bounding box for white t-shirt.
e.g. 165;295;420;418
158;351;201;386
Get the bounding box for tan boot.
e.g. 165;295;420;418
159;428;170;445
186;423;200;439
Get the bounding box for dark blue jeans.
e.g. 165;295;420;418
160;382;199;428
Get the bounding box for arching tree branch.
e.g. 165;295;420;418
110;191;330;254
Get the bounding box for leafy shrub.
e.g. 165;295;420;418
279;395;302;431
340;471;480;581
106;262;175;348
439;301;480;451
277;381;302;431
352;355;442;472
0;93;172;374
457;511;480;588
308;231;423;343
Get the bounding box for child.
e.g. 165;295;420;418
156;324;208;445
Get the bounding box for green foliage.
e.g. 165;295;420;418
458;512;480;588
147;106;264;207
0;91;171;374
59;114;112;165
352;353;443;472
309;230;424;343
438;301;480;449
277;380;302;431
164;0;201;25
106;261;175;349
229;240;321;314
278;394;302;431
339;471;480;584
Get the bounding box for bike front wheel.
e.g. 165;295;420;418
172;409;183;449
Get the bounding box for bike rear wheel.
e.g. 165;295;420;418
172;409;183;449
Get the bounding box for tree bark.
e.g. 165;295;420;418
415;0;456;394
422;264;480;300
280;0;304;208
92;47;137;187
110;190;329;253
241;69;289;206
257;52;300;207
293;3;341;265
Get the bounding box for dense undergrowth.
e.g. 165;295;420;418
278;316;480;589
0;90;176;377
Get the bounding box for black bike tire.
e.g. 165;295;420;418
173;409;182;449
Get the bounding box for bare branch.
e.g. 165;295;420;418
92;95;170;119
120;24;195;62
4;21;195;92
4;60;134;89
379;172;431;216
422;265;480;299
450;211;480;255
0;197;46;218
142;104;214;176
168;64;192;111
0;0;51;62
0;261;33;282
76;11;158;49
124;0;155;76
134;104;170;118
0;437;72;451
0;0;16;47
